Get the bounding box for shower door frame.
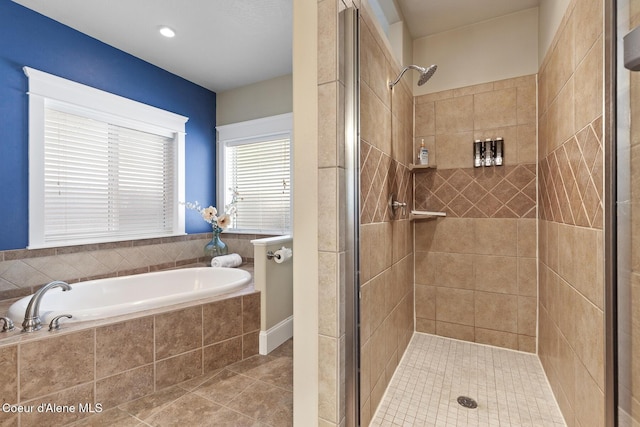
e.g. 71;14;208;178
605;0;617;425
343;5;361;427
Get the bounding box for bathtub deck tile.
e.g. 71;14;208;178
202;297;243;345
203;337;242;373
242;330;260;358
96;364;155;409
154;306;202;360
19;382;94;427
242;292;261;333
155;349;203;390
0;345;17;405
19;329;95;400
95;317;154;379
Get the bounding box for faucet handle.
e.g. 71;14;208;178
49;314;72;331
389;194;408;216
0;317;15;332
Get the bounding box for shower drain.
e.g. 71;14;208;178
457;396;478;409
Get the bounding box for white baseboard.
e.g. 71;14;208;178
259;316;293;355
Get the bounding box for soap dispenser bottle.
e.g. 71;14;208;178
484;138;493;166
418;139;429;165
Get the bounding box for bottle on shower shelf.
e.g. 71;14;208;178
418;139;429;165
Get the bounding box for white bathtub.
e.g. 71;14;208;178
8;267;251;324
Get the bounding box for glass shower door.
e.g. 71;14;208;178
617;0;640;425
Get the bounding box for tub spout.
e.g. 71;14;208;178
22;281;72;332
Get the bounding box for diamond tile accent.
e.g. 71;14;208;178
461;181;487;205
491;181;519;204
539;119;603;229
448;195;474;217
415;164;536;219
360;140;412;224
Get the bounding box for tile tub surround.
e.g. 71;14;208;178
0;289;261;427
0;232;269;303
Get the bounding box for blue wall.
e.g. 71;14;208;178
0;1;216;250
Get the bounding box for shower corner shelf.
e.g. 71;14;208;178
410;210;447;221
409;163;437;172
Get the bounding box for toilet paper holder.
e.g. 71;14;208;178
266;246;293;262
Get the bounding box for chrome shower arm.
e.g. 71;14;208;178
389;65;423;88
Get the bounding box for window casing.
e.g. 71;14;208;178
217;113;292;234
25;67;188;248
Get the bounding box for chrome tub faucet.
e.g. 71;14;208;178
22;280;72;332
0;317;14;332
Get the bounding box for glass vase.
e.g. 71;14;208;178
204;229;228;260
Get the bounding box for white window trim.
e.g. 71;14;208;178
216;112;293;234
25;66;188;249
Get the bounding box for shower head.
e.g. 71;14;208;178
417;64;438;85
389;64;438;89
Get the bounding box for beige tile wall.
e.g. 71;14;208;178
413;75;538;353
0;292;260;427
414;217;537;352
316;0;351;425
0;233;263;303
414;75;537;170
357;6;414;426
537;0;605;426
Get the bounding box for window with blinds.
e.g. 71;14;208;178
44;108;175;244
225;138;291;232
217;113;292;234
26;66;188;248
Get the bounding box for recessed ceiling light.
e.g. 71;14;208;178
159;26;175;38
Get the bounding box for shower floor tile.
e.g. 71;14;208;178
370;333;566;427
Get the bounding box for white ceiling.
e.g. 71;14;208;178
12;0;539;93
394;0;541;39
12;0;292;93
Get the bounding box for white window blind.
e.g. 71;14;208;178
44;108;175;243
217;113;292;234
225;138;291;232
25;66;188;249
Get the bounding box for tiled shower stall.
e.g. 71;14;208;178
412;76;538;352
349;0;607;425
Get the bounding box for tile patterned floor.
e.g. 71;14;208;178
69;339;293;427
371;333;566;427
